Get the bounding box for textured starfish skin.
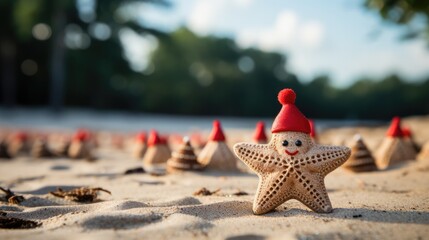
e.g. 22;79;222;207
233;132;351;215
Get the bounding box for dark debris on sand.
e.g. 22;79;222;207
123;167;165;176
149;172;165;177
124;167;145;175
230;190;249;196
0;187;25;204
50;187;111;203
193;187;221;196
0;214;41;229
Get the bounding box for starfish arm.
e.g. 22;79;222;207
289;171;333;213
233;142;282;174
253;169;293;215
303;145;351;176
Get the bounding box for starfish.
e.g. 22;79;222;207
234;131;351;215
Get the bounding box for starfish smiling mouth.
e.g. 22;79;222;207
285;150;299;156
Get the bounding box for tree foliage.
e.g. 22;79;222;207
0;1;428;120
125;27;429;119
364;0;429;42
0;0;167;108
141;28;297;117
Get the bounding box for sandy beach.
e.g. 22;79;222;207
2;0;429;238
1;116;429;240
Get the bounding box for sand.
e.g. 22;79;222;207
1;117;429;239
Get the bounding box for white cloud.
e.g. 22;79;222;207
119;28;158;72
187;0;255;35
235;10;327;83
299;21;324;49
399;41;429;79
236;11;325;52
233;10;428;86
295;40;429;87
235;0;254;7
187;1;222;35
343;41;429;83
274;11;298;45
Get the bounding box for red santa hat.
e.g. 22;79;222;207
159;135;169;145
253;121;268;142
73;129;90;142
147;130;162;146
15;131;29;141
135;132;146;143
401;126;412;138
308;119;317;138
386;116;403;137
271;89;310;134
208;120;226;141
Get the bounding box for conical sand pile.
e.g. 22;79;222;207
132;132;147;159
167;137;203;173
68;130;95;160
375;117;417;169
402;127;421;153
198;120;238;171
143;130;171;169
417;141;429;160
56;139;70;157
0;139;11;159
8;132;31;157
31;137;53;158
343;135;377;172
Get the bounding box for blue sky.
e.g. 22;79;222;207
126;0;429;87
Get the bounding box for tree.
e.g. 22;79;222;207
0;0;168;110
364;0;429;43
143;27;297;117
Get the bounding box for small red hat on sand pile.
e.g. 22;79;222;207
271;89;310;134
68;129;95;160
197;120;239;171
253;121;268;144
73;129;90;142
402;127;411;138
136;132;146;143
8;131;31;157
208;120;225;141
143;130;171;170
375;117;417;169
401;126;421;153
132;132;147;159
386;117;403;137
159;135;169;146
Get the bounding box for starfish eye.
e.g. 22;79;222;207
282;140;289;147
295;140;302;147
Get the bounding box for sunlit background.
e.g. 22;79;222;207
1;0;429;125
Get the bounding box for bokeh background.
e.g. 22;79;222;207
1;0;429;120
